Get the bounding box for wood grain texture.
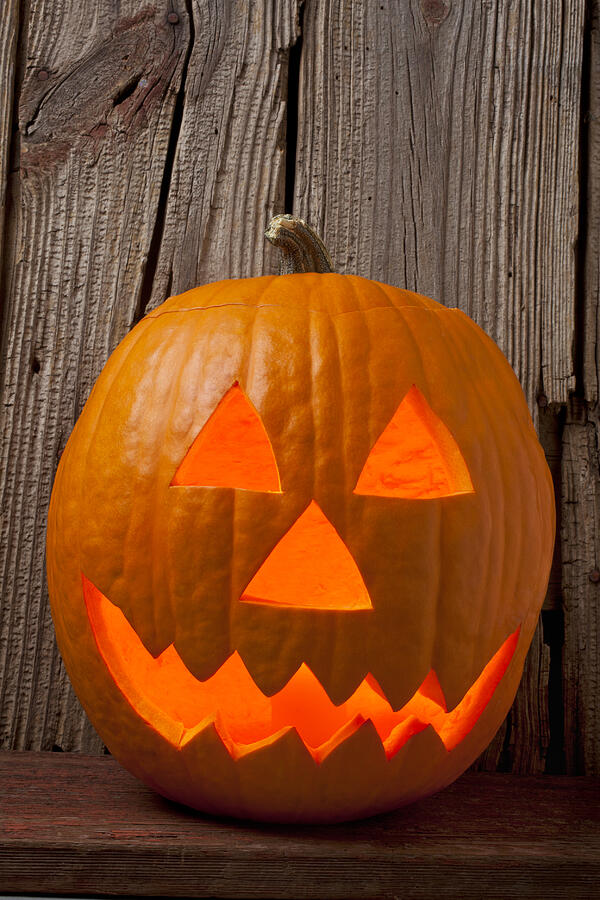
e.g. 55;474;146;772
295;0;580;774
0;1;190;751
2;752;599;899
0;0;303;753
0;0;18;292
294;0;583;410
584;0;600;402
562;0;600;775
145;0;301;309
562;399;600;774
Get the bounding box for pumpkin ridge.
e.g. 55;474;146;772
429;310;513;696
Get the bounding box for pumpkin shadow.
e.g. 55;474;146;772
148;788;431;840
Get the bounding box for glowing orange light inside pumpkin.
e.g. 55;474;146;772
354;385;474;499
83;574;519;763
171;383;281;492
241;501;373;610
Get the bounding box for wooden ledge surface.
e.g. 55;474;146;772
1;751;599;899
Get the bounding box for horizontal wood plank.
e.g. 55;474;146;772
1;752;599;899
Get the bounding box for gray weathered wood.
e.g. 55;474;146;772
295;0;583;774
560;0;600;776
146;0;301;309
562;399;600;774
0;1;191;750
295;0;583;411
585;0;600;403
0;1;18;289
0;0;302;752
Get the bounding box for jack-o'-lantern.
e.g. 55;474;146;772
47;216;555;823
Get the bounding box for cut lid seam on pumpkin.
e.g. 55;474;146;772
82;573;520;765
146;303;459;320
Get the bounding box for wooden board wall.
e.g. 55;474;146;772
0;0;595;776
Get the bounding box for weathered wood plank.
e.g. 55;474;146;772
0;0;303;753
2;752;599;899
295;0;583;410
0;0;18;285
146;0;302;308
560;0;600;776
584;0;600;403
562;399;600;774
295;0;582;774
0;1;190;751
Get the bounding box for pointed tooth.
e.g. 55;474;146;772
179;715;216;749
317;720;391;822
235;727;318;823
364;672;388;701
173;632;230;682
178;718;246;817
313;713;368;764
434;655;478;713
384;714;431;758
385;724;450;806
98;572;176;662
82;573;174;660
133;618;174;659
370;658;432;712
308;652;371;707
230;605;372;704
418;670;446;709
434;623;522;713
241;652;304;697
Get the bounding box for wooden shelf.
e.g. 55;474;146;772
1;751;599;899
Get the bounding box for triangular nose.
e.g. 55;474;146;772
240;501;373;610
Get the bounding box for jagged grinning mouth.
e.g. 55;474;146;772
83;574;520;764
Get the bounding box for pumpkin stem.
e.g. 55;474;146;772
265;214;334;275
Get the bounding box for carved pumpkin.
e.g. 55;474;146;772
47;216;555;823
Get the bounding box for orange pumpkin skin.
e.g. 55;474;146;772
47;273;555;823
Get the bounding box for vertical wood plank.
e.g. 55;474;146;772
584;0;600;404
295;0;583;772
0;0;303;752
146;0;301;309
295;0;583;410
0;0;18;281
562;400;600;774
561;0;600;776
0;1;191;751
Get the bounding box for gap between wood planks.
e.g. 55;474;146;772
135;0;305;326
538;0;598;777
134;0;196;326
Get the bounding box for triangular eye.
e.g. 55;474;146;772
354;386;473;499
171;384;282;492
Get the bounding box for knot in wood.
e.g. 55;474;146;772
421;0;450;25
